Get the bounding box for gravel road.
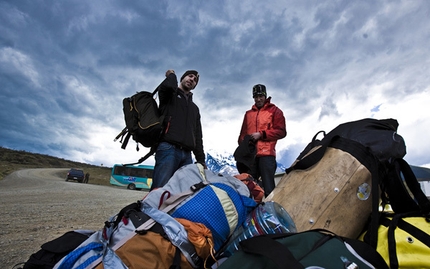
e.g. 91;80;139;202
0;168;147;269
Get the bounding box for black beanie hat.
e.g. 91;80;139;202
180;70;199;88
252;84;267;97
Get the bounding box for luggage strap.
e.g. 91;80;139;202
85;189;198;269
382;213;430;269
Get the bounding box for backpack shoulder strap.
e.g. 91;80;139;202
392;159;430;215
121;146;157;166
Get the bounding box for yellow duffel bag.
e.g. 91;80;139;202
361;213;430;269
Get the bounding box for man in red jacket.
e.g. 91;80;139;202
238;84;286;197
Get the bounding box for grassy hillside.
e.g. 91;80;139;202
0;147;112;186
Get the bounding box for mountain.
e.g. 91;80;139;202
206;151;238;176
205;150;287;176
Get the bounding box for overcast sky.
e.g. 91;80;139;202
1;0;429;168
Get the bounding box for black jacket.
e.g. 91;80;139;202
234;134;256;173
156;73;205;164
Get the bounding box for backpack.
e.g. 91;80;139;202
53;164;256;269
114;89;164;164
268;118;407;239
142;164;257;252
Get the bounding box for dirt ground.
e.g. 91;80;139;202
0;168;147;269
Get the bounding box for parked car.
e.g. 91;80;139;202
65;168;85;183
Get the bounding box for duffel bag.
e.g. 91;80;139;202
361;212;430;269
217;229;389;269
266;118;406;239
266;135;378;238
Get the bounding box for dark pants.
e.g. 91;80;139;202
151;142;192;191
249;156;277;197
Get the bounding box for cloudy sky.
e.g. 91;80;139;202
1;0;429;168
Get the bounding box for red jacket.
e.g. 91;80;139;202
238;97;286;157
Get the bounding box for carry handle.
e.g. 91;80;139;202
286;133;337;173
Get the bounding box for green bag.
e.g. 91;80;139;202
217;230;388;269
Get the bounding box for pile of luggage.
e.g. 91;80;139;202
220;118;430;269
22;119;430;269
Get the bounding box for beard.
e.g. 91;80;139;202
180;80;194;91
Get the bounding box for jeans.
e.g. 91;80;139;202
250;156;277;197
151;142;192;190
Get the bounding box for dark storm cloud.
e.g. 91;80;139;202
1;0;430;168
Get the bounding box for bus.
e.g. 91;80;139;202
110;164;154;190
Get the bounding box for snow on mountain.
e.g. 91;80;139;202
205;149;287;176
206;150;238;176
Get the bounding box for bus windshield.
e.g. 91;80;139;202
110;164;154;190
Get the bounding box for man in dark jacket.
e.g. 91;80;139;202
150;69;206;190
